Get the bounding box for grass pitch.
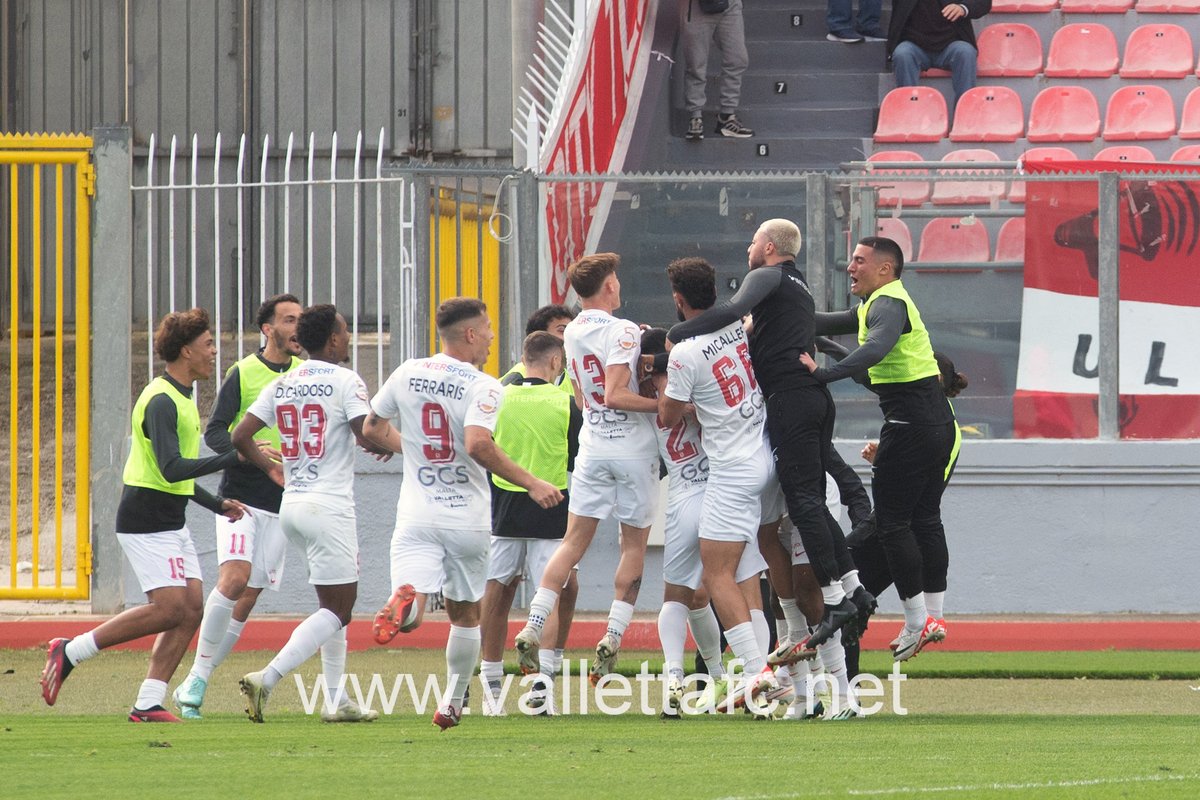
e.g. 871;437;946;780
2;648;1199;799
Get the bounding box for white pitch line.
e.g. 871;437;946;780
714;772;1200;800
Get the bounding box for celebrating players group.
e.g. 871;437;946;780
39;218;963;728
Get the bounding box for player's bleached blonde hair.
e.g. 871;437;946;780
759;218;802;258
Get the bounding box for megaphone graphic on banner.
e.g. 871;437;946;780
1053;180;1200;279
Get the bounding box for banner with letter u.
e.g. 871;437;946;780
1014;161;1200;439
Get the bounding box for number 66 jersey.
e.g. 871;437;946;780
247;362;373;502
371;353;502;532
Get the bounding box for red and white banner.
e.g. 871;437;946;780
541;0;655;304
1014;161;1200;438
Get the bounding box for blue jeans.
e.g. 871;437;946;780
827;0;882;36
892;40;978;107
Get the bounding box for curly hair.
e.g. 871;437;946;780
154;308;211;362
666;257;717;311
297;304;339;353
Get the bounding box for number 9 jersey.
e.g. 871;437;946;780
246;362;373;501
371;353;503;532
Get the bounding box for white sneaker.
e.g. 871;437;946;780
782;697;825;720
321;700;379;722
665;675;684;713
514;626;541;675
589;634;620;685
894;616;941;662
527;676;556;716
481;679;507;717
239;670;270;723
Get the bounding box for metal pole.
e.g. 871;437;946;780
805;172;828;312
510;170;540;365
90;127;133;614
1097;172;1120;440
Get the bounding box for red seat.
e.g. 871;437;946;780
874;87;949;143
1027;86;1101;142
1045;24;1119;77
1179;88;1200;138
1103;85;1176;140
1120;25;1194;79
917;217;992;263
931;150;1008;205
1059;0;1132;11
866;150;931;207
1135;0;1200;12
1170;144;1200;160
1009;146;1079;203
991;0;1057;10
874;218;914;262
995;217;1026;262
949;87;1024;142
1094;145;1158;162
976;24;1044;77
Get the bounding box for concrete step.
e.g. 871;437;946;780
742;5;893;41
654;133;874;169
703;71;888;105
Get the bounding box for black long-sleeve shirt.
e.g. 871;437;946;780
116;374;238;534
668;260;819;397
205;353;294;512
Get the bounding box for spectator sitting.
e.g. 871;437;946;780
827;0;885;44
887;0;991;110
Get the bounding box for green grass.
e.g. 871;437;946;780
2;648;1199;799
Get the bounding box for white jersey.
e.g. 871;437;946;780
563;308;657;460
372;353;501;532
246;361;371;502
654;414;708;500
665;320;766;471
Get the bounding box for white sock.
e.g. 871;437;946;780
725;621;765;675
925;591;945;620
480;659;504;687
782;601;808;643
687;606;725;678
821;581;846;606
817;629;849;701
902;593;928;631
264;608;343;691
446;625;481;710
657;601;689;678
804;651;822;703
64;631;99;666
539;648;563;677
211;618;246;671
606;599;635;643
527;588;558;633
320;626;349;710
775;615;789;644
841;569;863;595
133;678;168;710
749;608;771;656
191;590;237;680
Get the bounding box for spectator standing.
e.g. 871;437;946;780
681;0;754;140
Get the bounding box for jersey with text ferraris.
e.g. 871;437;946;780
372;353;501;531
563;309;657;460
246;362;371;502
655;413;708;500
665;321;766;470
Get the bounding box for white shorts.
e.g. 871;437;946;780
391;525;490;603
699;443;773;545
117;528;201;593
777;515;811;567
487;537;566;586
736;538;769;585
760;469;786;526
663;490;705;590
279;497;359;585
568;455;659;528
215;508;287;591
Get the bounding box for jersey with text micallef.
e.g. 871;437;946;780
665;320;766;470
655;413;708;501
246;362;371;502
372;353;501;532
563;309;657;460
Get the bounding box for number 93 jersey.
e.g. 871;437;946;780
372;353;502;532
665;320;766;471
247;362;372;501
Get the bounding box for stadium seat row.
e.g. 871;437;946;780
992;0;1197;13
869;217;1025;264
875;84;1200;143
966;22;1200;78
866;145;1199;206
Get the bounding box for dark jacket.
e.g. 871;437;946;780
886;0;991;58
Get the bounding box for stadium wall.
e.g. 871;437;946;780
131;439;1200;615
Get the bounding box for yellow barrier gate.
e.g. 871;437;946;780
2;133;93;600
